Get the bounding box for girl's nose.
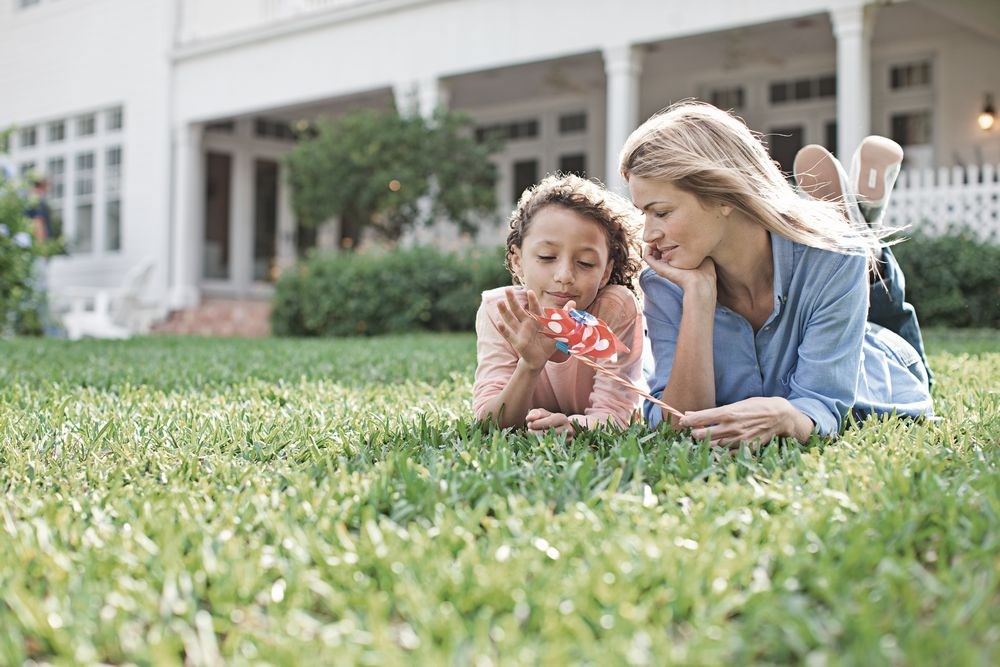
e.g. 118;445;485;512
554;261;574;284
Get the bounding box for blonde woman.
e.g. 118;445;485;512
621;102;932;446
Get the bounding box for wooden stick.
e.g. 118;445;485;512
571;353;685;419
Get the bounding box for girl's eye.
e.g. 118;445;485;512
537;255;555;261
577;262;595;269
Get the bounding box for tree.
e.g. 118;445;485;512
1;133;46;335
284;108;501;245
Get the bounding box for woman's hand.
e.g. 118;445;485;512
678;397;815;448
495;288;561;371
526;408;576;441
643;246;718;302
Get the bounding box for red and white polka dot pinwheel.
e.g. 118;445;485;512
532;304;684;419
535;306;629;362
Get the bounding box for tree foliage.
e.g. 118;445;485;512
285;109;501;244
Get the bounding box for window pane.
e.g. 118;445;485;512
559;112;587;134
47;121;65;143
75;204;93;252
77;114;96;136
105;200;121;251
767;126;804;176
106;107;123;131
824;121;838;157
19;126;37;148
253;159;279;282
559;154;586;177
891;111;932;146
769;82;787;104
203;152;232;280
512;159;538;203
794;79;812;101
818;75;836;98
47;157;65;199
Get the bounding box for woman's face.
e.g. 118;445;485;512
628;176;728;270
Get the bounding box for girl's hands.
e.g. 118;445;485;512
526;408;576;441
643;246;718;302
678;397;815;448
495;288;564;371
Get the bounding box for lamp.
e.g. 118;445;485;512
978;93;996;131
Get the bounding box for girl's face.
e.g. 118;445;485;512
510;205;614;311
629;176;729;270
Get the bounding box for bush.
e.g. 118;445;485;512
272;245;510;336
892;229;1000;328
0;174;45;336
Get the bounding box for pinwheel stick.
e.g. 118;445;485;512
555;341;685;420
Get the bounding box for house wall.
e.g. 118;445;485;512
0;0;175;307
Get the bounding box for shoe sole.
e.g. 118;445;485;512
793;144;844;202
856;136;903;204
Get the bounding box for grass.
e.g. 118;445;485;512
0;330;997;665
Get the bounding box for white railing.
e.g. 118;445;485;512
886;163;999;241
178;0;378;44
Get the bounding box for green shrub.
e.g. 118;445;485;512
0;173;45;336
893;229;1000;328
272;245;510;336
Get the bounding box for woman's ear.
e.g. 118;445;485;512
720;203;733;217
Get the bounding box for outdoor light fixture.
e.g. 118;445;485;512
978;93;996;131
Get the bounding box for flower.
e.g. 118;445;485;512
13;231;32;248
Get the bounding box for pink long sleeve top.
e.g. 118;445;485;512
473;284;645;429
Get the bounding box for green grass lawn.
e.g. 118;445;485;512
1;330;997;665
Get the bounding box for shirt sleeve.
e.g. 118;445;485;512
569;287;645;430
639;269;684;429
786;252;869;436
472;295;519;421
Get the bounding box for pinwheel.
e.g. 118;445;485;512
533;306;684;419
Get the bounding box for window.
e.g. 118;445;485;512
75;152;95;252
767;126;804;176
18;0;41;8
253;159;279;282
709;86;745;110
558;112;587;134
105;147;122;251
19;126;37;148
106;107;124;131
559;154;586;178
255;118;296;141
77;114;96;137
47;120;65;143
47;157;65;199
890;61;931;90
204;152;232;279
19;162;36;177
769;74;836;105
891;110;932;147
475;119;539;143
206;120;235;134
824;121;838;157
0;134;8;153
512;159;538;202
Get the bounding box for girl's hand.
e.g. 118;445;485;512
678;397;814;448
526;408;576;441
495;288;561;371
643;246;718;302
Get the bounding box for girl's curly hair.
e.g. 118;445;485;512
504;174;642;293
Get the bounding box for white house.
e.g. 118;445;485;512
2;0;999;333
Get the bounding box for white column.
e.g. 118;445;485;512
393;77;449;119
603;44;644;194
230;148;253;294
831;3;876;164
169;122;203;308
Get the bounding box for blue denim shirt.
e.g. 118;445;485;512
641;233;933;435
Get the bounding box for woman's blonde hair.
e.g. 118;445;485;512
505;173;642;293
619;101;886;264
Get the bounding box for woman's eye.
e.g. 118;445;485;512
654;210;670;219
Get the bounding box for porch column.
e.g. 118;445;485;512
603;44;644;194
275;163;296;274
831;3;876;164
230;147;253;294
169;121;203;308
393;77;449;118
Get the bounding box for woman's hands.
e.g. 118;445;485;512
495;288;565;371
526;408;576;441
643;246;718;302
678;397;816;447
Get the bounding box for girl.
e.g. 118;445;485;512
620;102;932;446
473;174;644;440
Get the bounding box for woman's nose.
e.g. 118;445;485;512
642;219;661;243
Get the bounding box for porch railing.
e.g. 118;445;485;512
178;0;379;44
885;163;999;241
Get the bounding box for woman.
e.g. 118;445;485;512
621;102;932;446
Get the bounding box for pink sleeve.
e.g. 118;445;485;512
472;295;519;421
570;288;645;429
